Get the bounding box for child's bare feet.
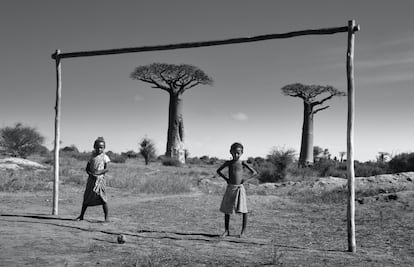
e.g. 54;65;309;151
239;231;245;238
74;216;83;221
220;230;230;238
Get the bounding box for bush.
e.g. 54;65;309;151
287;164;319;180
161;157;183;167
61;145;79;153
186;157;202;165
257;162;280;183
313;160;347;178
0;123;45;158
258;147;296;183
122;150;139;159
389;152;414;173
139;137;157;165
355;161;389;177
107;151;127;164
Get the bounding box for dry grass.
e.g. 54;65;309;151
0;169;52;191
0;156;413;266
0;156;213;195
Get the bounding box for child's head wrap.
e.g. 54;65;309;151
94;137;105;148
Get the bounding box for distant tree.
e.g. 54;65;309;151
139;137;157;165
339;151;346;162
0;123;45;158
200;155;210;164
131;63;213;164
323;148;331;160
61;145;79;153
377;151;390;163
281;83;346;167
313;146;324;162
184;149;190;160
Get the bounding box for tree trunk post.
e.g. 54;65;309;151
53;50;62;215
166;94;185;164
346;20;358;253
299;102;313;166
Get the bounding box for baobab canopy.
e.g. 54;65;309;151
281;83;346;104
130;63;213;94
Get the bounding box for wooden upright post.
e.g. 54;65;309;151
53;49;62;215
346;20;359;252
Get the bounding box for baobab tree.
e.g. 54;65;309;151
281;83;346;167
131;63;213;163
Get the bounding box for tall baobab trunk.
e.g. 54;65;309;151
299;101;314;166
166;93;185;163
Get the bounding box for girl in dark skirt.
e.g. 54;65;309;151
75;137;111;222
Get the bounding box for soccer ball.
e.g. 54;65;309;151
117;234;126;244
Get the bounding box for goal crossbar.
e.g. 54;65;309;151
52;26;357;59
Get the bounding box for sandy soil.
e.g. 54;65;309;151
0;178;413;267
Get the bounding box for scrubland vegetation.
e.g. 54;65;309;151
1;146;414;204
1;123;413;266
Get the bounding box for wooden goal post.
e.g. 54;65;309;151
52;20;360;252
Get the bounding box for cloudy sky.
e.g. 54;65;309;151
1;0;413;161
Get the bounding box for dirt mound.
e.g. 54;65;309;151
309;172;414;191
198;172;414;199
0;157;47;170
357;190;414;205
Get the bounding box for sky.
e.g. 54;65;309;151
1;0;413;162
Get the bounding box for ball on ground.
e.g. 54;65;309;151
117;234;126;244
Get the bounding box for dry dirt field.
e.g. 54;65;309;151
0;159;413;266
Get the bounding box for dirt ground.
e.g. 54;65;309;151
0;182;413;266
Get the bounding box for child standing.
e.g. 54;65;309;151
217;142;258;237
76;137;111;222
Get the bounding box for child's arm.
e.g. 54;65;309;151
94;163;109;176
241;161;258;184
86;162;93;176
216;161;230;184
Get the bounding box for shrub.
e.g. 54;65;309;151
109;154;127;164
61;145;79;153
313;160;347;178
355;161;389;177
0;123;45;158
161;157;183;167
186;157;202;165
139;137;157;165
258;147;296;183
257;162;280;183
122;150;139;159
287;164;319;180
311;160;389;178
389;152;414;173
